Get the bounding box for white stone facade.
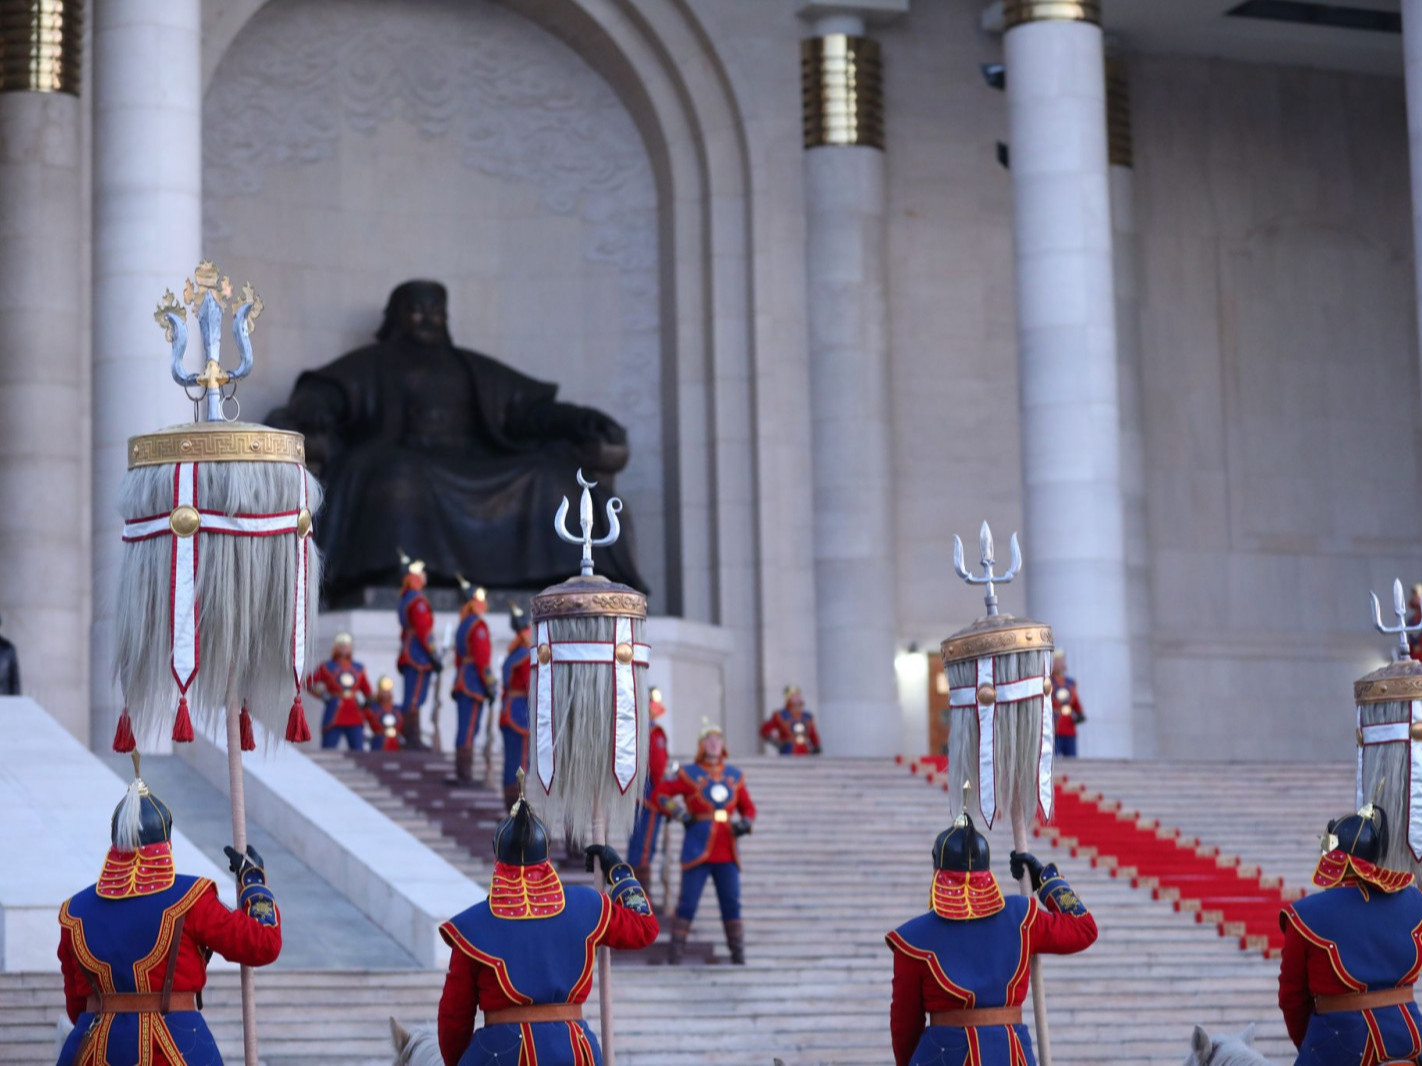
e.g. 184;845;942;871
0;0;1417;761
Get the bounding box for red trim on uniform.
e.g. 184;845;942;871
885;929;976;1006
1282;908;1367;992
438;922;532;1006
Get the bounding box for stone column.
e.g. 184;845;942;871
1404;3;1422;423
91;0;200;746
1106;54;1157;755
1005;0;1134;756
799;1;906;756
0;1;86;736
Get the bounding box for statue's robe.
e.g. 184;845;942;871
279;341;645;601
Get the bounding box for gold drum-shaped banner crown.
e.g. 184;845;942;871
1354;659;1422;705
128;421;307;469
531;573;647;622
940;614;1054;668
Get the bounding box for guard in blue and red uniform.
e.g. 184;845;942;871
436;775;659;1065
448;578;497;786
626;686;670;890
365;675;403;751
759;684;821;755
397;553;440;750
885;808;1098;1066
56;758;282;1065
1278;802;1422;1065
1050;651;1085;758
498;603;533;811
308;632;373;750
654;720;757;964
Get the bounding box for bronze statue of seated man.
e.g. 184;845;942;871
268;280;644;604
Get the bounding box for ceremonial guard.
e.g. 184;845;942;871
498;604;533;811
449;578;497;785
308;633;373;750
626;687;670;888
655;720;756;964
884;800;1097;1066
57;759;282;1065
396;552;440;750
436;778;658;1065
1277;802;1422;1065
366;676;403;751
1050;651;1085;758
759;684;821;755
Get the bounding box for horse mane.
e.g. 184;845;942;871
1187;1024;1274;1066
391;1022;441;1066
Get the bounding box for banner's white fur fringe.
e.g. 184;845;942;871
115;461;322;745
946;649;1052;828
527;615;647;846
1358;698;1422;877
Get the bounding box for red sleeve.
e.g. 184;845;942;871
58;925;90;1023
759;716;778;741
735;779;757;822
438;949;481;1066
599;895;661;951
306;665;328;697
473;625;493;674
1071;687;1084;722
653;771;693;813
357;668;372;699
1278;917;1312;1048
889;947;926;1066
182;884;282;967
410;597;434;639
808;717;822;748
648;729;668;784
1027;897;1098;956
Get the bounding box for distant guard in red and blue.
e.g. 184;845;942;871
626;686;670;889
654;720;757;964
448;576;497;786
885;806;1098;1066
397;550;440;750
1050;651;1085;758
437;773;658;1065
308;632;373;750
365;675;403;751
759;684;821;755
1278;801;1422;1065
497;603;533;811
56;757;282;1065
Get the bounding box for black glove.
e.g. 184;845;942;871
1009;850;1045;891
732;819;753;838
678;809;695;828
584;844;626;879
224;844;264;876
430;659;443;674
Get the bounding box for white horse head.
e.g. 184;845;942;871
1184;1024;1274;1066
390;1017;442;1066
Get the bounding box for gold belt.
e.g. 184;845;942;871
695;811;730;823
484;1003;584;1025
929;1005;1023;1027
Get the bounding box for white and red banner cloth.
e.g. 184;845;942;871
532;616;650;794
948;656;1053;828
121;461;310;708
1356;700;1422;860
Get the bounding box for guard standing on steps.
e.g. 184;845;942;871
1050;650;1085;758
448;577;496;786
308;633;373;750
654;720;757;964
396;551;440;750
366;675;403;751
1278;802;1422;1065
497;603;533;811
884;805;1098;1066
56;756;283;1066
759;684;821;755
436;773;659;1066
627;686;670;889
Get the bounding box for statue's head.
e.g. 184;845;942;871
377;280;451;348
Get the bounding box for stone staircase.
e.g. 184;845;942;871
2;756;1353;1064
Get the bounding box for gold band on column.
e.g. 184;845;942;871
0;0;82;94
801;35;883;150
1004;1;1101;29
1105;58;1132;168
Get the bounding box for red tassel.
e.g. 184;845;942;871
112;708;136;753
239;704;256;752
172;696;194;743
285;694;311;743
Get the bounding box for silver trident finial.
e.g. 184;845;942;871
554;469;623;577
952;521;1022;618
1369;578;1422;660
156;261;262;423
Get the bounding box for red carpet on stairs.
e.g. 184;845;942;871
893;756;1299;957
